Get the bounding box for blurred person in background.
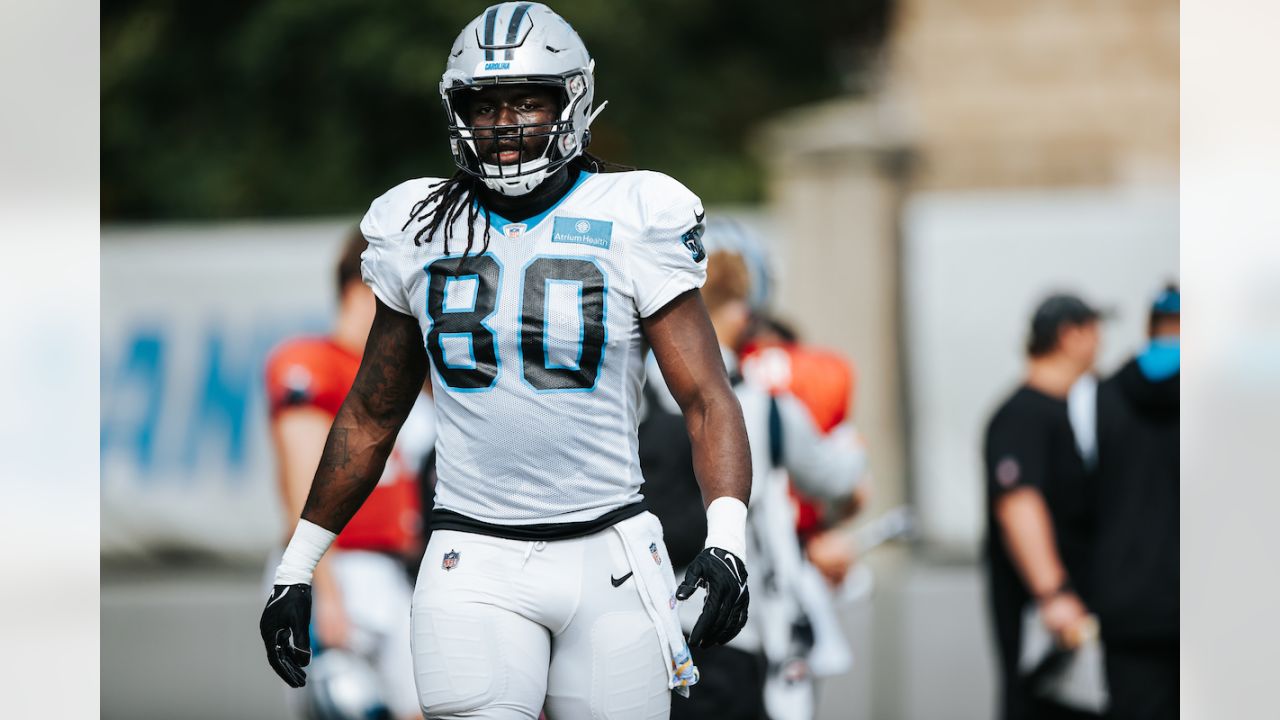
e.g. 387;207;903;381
984;294;1104;720
260;5;753;719
1091;285;1179;720
642;239;870;720
264;229;431;720
739;314;868;588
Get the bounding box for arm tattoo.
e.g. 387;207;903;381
301;300;429;531
318;427;350;470
349;303;429;427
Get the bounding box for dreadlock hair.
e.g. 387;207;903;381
400;152;628;259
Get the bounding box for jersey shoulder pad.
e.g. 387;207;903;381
360;176;447;315
604;170;703;226
361;176;450;244
607;171;708;317
785;347;857;433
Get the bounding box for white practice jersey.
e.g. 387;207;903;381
361;169;707;525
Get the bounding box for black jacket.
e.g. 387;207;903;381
1092;358;1179;649
637;382;707;569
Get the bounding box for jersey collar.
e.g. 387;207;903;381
482;170;594;237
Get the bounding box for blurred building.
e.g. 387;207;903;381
891;0;1177;191
756;0;1177;536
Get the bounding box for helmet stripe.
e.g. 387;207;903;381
482;6;499;61
504;3;533;61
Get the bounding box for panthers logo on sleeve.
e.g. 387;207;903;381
681;224;707;263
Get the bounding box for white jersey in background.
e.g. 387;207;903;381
361;169;707;526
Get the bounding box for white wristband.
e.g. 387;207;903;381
704;496;748;561
273;519;338;586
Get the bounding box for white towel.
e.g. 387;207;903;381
611;511;700;697
1020;607;1109;712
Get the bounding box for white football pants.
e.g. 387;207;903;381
412;519;673;720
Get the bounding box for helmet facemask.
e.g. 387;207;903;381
443;71;593;197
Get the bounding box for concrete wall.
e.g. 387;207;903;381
754;98;915;516
888;0;1179;190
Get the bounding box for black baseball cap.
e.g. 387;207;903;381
1027;293;1108;356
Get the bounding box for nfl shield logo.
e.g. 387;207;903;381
505;223;526;239
442;549;460;571
650;542;662;565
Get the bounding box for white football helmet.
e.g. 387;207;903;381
302;649;391;720
441;3;606;196
700;217;776;311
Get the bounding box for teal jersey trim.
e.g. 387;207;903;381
482;170;594;236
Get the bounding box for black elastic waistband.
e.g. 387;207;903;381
429;501;647;541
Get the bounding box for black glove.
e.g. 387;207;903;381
676;547;749;648
259;583;313;688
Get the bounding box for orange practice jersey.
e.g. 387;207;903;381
741;342;856;433
265;337;422;555
741;342;857;542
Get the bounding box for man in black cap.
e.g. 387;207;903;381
1091;285;1179;720
984;293;1104;720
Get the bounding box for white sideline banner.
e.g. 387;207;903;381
102;220;354;559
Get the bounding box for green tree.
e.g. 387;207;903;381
103;0;889;219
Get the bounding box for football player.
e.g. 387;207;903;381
263;229;432;720
259;4;752;720
644;240;869;720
